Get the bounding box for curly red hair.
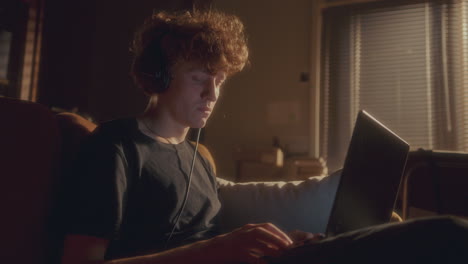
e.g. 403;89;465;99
130;10;249;94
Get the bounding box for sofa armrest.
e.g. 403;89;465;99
216;170;342;234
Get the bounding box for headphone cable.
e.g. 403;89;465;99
165;127;201;249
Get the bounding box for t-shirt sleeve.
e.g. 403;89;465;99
64;133;128;240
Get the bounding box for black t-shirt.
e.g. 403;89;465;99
64;118;221;259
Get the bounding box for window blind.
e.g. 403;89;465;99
321;0;468;172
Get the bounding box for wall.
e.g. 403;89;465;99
40;0;314;181
206;0;313;180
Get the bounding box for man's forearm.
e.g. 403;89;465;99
95;240;212;264
63;239;214;264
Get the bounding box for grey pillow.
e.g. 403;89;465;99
216;170;342;234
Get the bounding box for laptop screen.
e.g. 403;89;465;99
326;110;410;236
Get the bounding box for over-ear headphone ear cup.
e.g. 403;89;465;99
152;69;170;93
141;32;171;94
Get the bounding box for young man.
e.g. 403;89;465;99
61;9;302;264
61;9;467;264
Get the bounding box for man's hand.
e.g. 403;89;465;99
288;230;325;247
198;223;293;264
62;224;317;264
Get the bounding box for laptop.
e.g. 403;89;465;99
325;110;410;236
263;110;410;263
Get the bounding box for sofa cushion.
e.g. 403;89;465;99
216;170;342;234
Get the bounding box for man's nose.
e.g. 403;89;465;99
202;79;219;101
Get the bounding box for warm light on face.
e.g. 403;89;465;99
186;68;226;101
159;61;228;129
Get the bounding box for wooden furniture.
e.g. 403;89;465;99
234;148;327;182
402;149;468;220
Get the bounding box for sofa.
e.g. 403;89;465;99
0;96;383;264
0;97;93;264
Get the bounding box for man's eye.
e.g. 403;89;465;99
192;75;205;83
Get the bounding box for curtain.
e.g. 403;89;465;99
321;0;468;172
